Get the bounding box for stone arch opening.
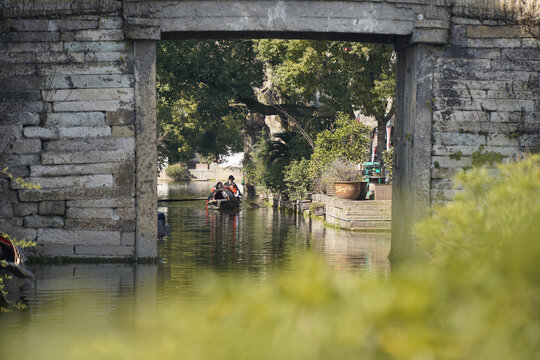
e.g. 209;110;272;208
118;1;451;260
136;32;437;259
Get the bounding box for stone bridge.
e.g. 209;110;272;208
0;1;538;260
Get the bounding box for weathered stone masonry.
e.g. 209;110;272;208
430;19;539;204
0;1;538;260
0;5;139;259
392;16;539;257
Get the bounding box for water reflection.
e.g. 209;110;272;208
1;181;390;358
157;181;391;296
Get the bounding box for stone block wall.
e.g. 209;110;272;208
0;13;137;258
430;18;540;205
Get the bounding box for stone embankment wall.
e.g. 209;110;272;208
429;19;539;205
313;194;392;231
0;11;137;258
188;163;243;183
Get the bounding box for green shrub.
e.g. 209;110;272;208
312;159;363;194
308;202;325;215
243;135;286;194
48;154;536;360
246;114;370;199
416;154;540;268
310;112;371;178
307;113;371;193
244;131;311;196
283;158;313;201
164;164;191;181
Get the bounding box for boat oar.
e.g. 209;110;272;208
158;197;208;202
242;199;260;208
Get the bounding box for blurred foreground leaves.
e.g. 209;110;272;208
24;156;540;359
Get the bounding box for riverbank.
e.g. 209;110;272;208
264;193;392;232
188;163;243;183
313;194;391;231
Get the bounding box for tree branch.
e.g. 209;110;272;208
237;98;318;118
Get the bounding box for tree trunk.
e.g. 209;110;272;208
375;109;395;161
375;115;386;161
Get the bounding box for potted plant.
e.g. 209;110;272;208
324;159;367;200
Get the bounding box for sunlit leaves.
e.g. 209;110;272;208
255;40;395;117
416;154;540;268
157;40;264;163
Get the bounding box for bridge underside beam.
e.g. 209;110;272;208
124;0;449;45
160;30;407;44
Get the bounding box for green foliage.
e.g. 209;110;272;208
0;232;35;250
157;39;263;163
164;164;191;182
157;39;395;170
243;135;282;193
325;159;362;181
314;159;362;194
308;202;325;215
244;131;311;196
283;158;313;201
310;112;371;180
1;167;41;190
6;156;540;359
249;114;371;198
1;232;36;312
381;147;394;183
255;40;395;118
448;150;462;161
416;154;540;267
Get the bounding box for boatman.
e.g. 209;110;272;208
224;175;235;187
224;175;242;198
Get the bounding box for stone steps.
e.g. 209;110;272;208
341;209;391;215
312;194;392;231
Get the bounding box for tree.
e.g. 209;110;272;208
157;39;396;165
244;130;311;196
255;40;395;159
157;39;264;163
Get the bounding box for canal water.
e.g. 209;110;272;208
1;181;390;358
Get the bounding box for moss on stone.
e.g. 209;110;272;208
449;150;463;161
472;149;504;167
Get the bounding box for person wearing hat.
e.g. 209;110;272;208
224;175;235;187
224;175;242;198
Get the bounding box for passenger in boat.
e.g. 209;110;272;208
211;182;223;192
208;181;233;201
231;184;242;199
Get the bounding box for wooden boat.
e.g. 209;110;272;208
0;235;34;306
207;187;241;210
206;198;241;210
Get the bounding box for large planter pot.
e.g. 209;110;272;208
334;181;366;200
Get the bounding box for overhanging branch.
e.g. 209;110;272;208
237;98;318;118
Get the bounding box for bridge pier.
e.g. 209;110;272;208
391;43;435;259
134;40;158;260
